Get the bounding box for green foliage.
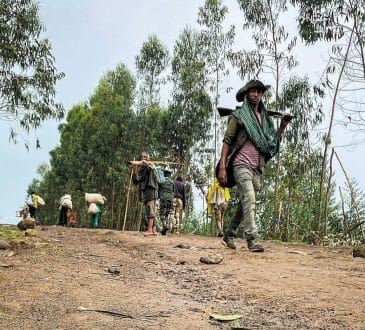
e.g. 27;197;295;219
24;1;360;245
279;76;324;144
135;105;165;160
169;27;213;178
232;0;298;80
33;64;137;228
183;212;204;234
0;0;65;143
339;179;365;241
197;0;235;86
231;1;332;242
291;0;356;43
135;34;169;108
197;0;235;181
0;225;22;240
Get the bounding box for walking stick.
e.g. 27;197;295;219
123;167;134;231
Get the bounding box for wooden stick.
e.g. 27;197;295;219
127;160;180;166
122;167;134;231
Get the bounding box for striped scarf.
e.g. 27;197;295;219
233;97;280;160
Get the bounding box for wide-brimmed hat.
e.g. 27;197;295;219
163;169;173;175
236;79;270;102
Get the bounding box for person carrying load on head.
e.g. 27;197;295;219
59;194;72;226
27;191;45;225
85;192;105;229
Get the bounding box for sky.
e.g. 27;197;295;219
1;0;364;225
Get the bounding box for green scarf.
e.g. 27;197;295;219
233;97;280;160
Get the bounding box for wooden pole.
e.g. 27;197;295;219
122;167;134;231
127;160;181;166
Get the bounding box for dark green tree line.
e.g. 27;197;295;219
26;0;365;244
34;64;138;228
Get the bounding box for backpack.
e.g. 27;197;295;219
155;167;165;184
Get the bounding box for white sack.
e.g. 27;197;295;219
85;193;105;204
61;199;73;209
37;196;46;207
87;202;98;215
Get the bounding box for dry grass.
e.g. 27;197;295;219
0;225;22;241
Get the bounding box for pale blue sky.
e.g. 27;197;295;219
1;0;363;224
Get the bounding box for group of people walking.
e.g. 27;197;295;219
23;79;292;254
58;193;104;228
132;79;292;247
24;192;103;229
132;151;186;236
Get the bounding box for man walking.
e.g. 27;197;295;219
173;176;186;234
158;169;175;235
28;191;40;225
132;151;159;236
206;177;230;237
217;79;292;252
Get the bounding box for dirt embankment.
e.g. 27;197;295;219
1;226;364;329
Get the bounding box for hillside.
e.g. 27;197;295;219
0;226;364;329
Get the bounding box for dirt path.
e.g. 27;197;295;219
1;226;364;329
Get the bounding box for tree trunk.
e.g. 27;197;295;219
317;28;354;236
339;187;351;238
324;148;335;236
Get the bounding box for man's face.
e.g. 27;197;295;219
140;152;149;161
247;88;264;106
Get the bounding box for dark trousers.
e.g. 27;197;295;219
59;207;68;226
160;199;174;228
29;205;40;223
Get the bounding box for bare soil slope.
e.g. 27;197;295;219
1;226;364;329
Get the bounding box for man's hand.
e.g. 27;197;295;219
146;160;156;169
278;112;293;136
218;167;227;186
281;112;294;125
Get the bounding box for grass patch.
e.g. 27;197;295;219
0;225;22;241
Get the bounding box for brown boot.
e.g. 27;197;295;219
247;238;264;252
221;234;236;249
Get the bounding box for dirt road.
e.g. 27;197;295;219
1;226;364;329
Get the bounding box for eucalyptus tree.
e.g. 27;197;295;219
257;76;325;240
291;0;365;235
34;104;95;226
232;0;302;231
167;27;212;179
0;0;64;145
134;35;169;159
33;64;137;229
197;0;235;168
86;64;137;228
135;34;169;109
